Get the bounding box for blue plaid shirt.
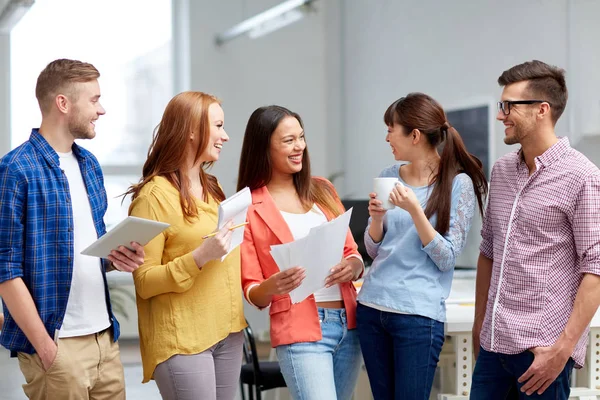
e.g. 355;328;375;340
0;129;120;355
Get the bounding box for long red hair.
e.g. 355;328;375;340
125;91;225;221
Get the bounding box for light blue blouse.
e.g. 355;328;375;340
357;163;476;322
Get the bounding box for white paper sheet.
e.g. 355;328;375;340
270;208;353;304
217;187;252;260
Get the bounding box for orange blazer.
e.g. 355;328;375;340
240;178;363;347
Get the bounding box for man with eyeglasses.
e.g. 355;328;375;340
471;60;600;399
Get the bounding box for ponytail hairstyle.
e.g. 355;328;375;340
384;93;488;234
237;105;342;218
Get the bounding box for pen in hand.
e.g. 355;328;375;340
202;222;249;239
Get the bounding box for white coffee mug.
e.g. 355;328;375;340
373;177;404;210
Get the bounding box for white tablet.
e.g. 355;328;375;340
81;216;170;258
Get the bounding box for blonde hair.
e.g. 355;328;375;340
35;59;100;113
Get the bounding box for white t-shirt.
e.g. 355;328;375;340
280;205;342;302
57;151;111;338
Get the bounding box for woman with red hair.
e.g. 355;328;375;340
125;92;246;400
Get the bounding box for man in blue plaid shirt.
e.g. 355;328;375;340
0;59;146;399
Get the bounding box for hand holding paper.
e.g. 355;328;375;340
269;209;353;304
263;267;306;296
324;257;358;288
202;222;248;239
193;221;234;266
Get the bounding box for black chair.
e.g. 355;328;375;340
240;320;287;400
341;199;373;266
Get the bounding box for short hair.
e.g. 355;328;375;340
35;59;100;113
498;60;568;124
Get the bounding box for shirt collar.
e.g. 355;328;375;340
30;128;87;167
517;136;571;168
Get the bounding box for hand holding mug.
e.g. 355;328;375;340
373;177;403;210
389;182;420;214
368;192;387;222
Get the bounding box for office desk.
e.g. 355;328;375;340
439;304;600;400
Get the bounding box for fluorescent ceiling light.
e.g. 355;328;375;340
248;8;304;40
0;0;34;34
215;0;315;46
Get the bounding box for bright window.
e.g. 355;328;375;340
10;0;173;227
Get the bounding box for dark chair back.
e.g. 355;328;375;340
240;319;287;400
242;320;262;386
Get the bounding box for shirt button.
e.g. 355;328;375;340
68;257;72;262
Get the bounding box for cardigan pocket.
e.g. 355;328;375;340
269;296;292;315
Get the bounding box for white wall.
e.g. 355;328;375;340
569;0;600;139
0;34;9;157
183;0;600;284
338;0;600;267
186;0;344;334
341;0;574;198
188;0;340;196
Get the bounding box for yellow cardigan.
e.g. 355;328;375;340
128;176;246;383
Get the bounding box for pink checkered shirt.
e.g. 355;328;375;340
479;137;600;367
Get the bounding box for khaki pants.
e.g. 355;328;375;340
17;328;125;400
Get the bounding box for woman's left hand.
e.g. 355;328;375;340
389;183;421;214
325;258;361;287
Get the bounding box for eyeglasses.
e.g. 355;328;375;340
497;100;551;116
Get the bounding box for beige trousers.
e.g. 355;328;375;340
17;328;125;400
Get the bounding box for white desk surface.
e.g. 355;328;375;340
445;276;600;333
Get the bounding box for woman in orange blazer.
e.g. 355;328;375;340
237;105;364;400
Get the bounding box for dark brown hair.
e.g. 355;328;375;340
384;93;487;234
125;92;225;221
237;105;342;217
498;60;568;124
36;59;100;113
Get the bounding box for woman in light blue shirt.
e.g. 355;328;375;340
357;92;488;400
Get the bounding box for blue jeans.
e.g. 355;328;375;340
356;302;445;400
275;308;361;400
470;347;575;399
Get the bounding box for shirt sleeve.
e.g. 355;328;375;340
573;172;600;276
364;217;383;259
129;193;202;300
479;165;495;259
422;174;477;272
240;218;267;309
0;164;25;283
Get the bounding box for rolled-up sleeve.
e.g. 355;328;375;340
364;218;383;259
0;164;25;283
479;168;495;259
573;172;600;276
240;218;267;309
